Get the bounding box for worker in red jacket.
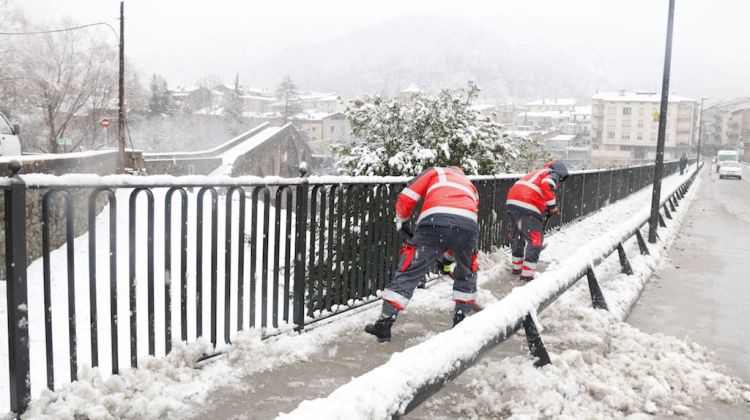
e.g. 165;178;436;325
365;166;480;342
505;160;569;281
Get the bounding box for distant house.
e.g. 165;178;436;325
701;97;750;155
292;111;351;142
399;83;422;102
171;86;221;111
525;98;577;113
299;93;344;114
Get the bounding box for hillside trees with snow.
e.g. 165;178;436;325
332;81;543;176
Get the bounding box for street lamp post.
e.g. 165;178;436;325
648;0;677;244
696;97;710;169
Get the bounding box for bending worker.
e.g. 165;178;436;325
365;166;480;342
505;160;569;281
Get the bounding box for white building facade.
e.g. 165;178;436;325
591;91;697;165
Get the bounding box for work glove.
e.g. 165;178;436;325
395;217;407;232
548;207;559;217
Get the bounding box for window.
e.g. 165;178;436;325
605;145;617;151
607;131;615;139
0;115;12;135
607;107;616;116
637;120;644;128
330;126;335;134
622;133;630;141
638;107;645;115
623;107;632;116
637;133;643;141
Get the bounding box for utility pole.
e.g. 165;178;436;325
118;1;126;173
696;97;709;168
648;0;676;244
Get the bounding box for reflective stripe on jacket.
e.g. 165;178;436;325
505;168;558;215
396;167;479;224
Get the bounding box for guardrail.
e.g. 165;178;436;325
280;163;701;419
1;160;686;415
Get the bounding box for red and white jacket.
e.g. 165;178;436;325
505;168;558;215
396;167;479;224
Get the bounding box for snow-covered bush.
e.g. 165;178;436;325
332;82;543;176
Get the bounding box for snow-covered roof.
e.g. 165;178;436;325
292;110;344;121
240;95;277;102
574;105;592;115
519;111;568;118
401;83;421;93
592;91;696;103
546;134;577;142
470;104;497;112
299;92;339;101
526;98;577;106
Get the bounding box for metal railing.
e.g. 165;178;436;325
1;160;685;414
281;164;702;419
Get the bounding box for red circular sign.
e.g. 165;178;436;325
101;118;111;128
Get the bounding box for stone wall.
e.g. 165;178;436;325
0;150;140;280
143;157;223;175
231;124;312;178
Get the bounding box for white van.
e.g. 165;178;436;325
0;112;22;157
716;150;739;173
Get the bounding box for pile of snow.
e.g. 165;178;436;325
449;309;750;419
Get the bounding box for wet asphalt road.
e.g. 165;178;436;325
628;165;750;418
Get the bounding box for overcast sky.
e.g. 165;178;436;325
17;0;750;100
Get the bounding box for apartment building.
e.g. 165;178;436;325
591;91;697;165
701;98;750;155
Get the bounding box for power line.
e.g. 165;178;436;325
0;21;118;40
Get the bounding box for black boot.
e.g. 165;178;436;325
365;316;395;342
453;309;466;327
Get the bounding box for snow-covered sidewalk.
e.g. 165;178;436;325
23;166;745;419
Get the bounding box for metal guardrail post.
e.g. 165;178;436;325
658;212;667;228
634;229;650;255
522;314;550;367
585;267;609;310
663;204;672;220
616;243;634;275
293;169;310;332
4;161;31;414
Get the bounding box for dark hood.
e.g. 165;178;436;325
549;161;569;182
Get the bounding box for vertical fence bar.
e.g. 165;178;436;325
224;187;245;343
88;189;116;368
293;179;310;331
5;172;30;414
165;188;188;353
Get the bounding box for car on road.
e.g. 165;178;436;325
718;161;742;180
0;112;21;157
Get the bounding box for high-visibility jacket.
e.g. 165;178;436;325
505;168;558;215
396;167;479;224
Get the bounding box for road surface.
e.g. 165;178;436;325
628;165;750;418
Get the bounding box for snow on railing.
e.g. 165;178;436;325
278;165;702;420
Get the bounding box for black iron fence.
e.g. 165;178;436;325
1;160;685;414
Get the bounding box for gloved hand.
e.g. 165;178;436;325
395;217;406;231
548;207;559;217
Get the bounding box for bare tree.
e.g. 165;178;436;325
21;24;117;153
275;75;301;124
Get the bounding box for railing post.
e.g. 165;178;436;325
585;267;609;310
634;229;650;255
658;212;667;228
663;204;672;220
293;168;310;332
669;197;676;212
5;161;30;414
522;314;550;367
616;242;634;275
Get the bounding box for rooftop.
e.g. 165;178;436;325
593;91;696;103
526;98;577;106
